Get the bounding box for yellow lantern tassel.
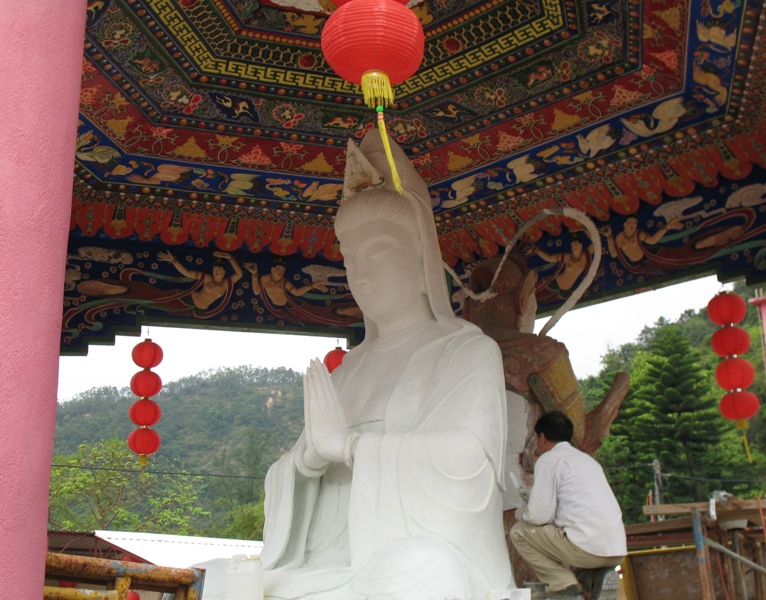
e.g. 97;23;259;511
743;432;754;464
362;70;394;108
376;106;403;194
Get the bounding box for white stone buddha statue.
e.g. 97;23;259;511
260;129;514;600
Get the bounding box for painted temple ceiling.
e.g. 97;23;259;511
65;0;766;353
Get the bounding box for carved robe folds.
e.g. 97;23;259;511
261;325;512;600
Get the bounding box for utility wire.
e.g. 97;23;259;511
51;463;265;480
603;463;654;472
664;472;766;484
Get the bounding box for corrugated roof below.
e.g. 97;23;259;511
94;530;262;569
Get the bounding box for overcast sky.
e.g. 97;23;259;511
57;275;731;401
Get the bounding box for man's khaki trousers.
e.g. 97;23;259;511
511;521;624;593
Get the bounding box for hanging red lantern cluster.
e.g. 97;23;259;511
320;0;425;193
127;339;163;465
708;292;760;461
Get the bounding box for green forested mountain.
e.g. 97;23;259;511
53;366;305;537
56;366;304;464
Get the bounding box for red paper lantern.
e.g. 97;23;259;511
715;357;755;390
127;592;140;600
130;369;162;398
324;347;347;374
719;390;760;422
711;325;751;357
129;398;162;427
321;0;424;107
708;292;747;326
132;339;164;369
332;0;408;5
127;428;161;455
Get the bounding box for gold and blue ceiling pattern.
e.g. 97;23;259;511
65;0;766;352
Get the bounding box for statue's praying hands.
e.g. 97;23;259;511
303;358;350;468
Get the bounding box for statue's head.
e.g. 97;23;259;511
335;129;455;339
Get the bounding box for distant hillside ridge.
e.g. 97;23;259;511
54;365;305;474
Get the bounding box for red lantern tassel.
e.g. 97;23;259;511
376;106;403;194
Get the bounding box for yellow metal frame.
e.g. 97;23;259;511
44;552;205;600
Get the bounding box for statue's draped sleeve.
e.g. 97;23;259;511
261;433;325;569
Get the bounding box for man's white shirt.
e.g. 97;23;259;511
522;441;627;557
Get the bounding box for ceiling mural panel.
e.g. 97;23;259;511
66;0;766;352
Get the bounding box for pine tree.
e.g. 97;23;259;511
598;351;655;523
631;325;725;503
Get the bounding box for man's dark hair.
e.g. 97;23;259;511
534;411;574;443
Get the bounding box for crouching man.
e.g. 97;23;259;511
511;411;627;600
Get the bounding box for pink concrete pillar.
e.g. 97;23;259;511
0;1;86;597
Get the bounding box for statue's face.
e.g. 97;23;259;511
340;220;426;326
212;265;226;281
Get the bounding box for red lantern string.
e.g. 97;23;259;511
324;347;347;374
708;292;760;463
128;339;164;468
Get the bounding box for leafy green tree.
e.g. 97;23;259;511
49;439;209;534
222;500;266;541
596;431;654;523
203;433;271;539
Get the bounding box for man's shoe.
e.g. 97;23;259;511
574;567;614;599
